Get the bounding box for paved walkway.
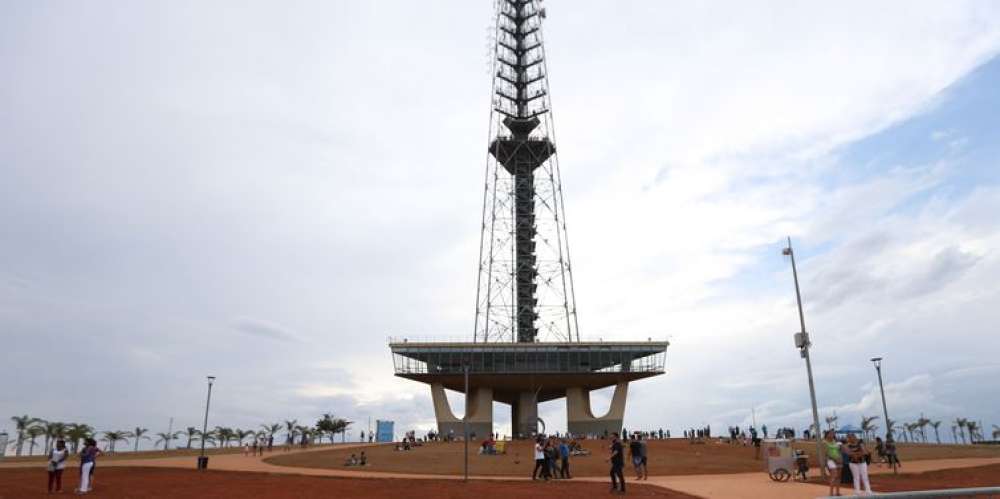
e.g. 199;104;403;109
4;445;998;499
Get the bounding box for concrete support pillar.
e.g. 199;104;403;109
566;381;628;437
430;383;493;439
512;391;539;438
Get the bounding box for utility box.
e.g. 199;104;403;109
794;332;810;349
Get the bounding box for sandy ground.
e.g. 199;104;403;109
4;442;998;499
263;439;1000;477
811;462;1000;493
0;466;694;499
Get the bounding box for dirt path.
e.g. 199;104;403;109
5;443;998;499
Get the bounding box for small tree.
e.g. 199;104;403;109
956;418;968;444
861;416;879;441
284;420;299;445
155;431;181;450
132;427;151;452
10;415;40;457
101;431;130;453
930;421;942;444
26;426;45;456
183;427;200;449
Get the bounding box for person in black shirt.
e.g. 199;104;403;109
608;434;625;493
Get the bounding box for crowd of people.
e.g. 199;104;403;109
242;435;273;456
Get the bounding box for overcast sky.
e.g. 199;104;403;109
3;1;1000;448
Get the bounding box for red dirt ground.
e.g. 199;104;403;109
264;439;1000;477
808;463;1000;492
868;463;1000;492
0;467;698;499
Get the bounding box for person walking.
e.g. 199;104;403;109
823;431;841;497
531;437;547;480
542;438;554;479
608;433;626;494
846;434;873;495
638;434;648;480
76;438;101;494
558;438;571;478
47;439;68;494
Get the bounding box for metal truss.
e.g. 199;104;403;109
473;0;579;344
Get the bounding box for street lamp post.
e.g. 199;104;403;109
783;237;826;479
463;363;470;482
871;357;896;473
198;376;215;470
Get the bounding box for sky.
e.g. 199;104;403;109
2;0;1000;449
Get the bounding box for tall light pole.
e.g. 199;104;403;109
871;357;896;473
871;358;891;440
198;376;215;470
783;237;826;478
463;362;470;482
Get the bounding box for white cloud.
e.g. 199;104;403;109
1;0;999;440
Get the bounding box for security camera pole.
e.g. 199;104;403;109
783;237;826;479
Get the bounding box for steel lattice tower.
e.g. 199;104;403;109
390;1;667;440
474;0;579;344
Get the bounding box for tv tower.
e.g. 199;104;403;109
474;0;578;344
390;0;667;439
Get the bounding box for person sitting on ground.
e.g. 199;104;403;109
359;451;367;466
344;454;359;466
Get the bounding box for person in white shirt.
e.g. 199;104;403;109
47;439;68;493
531;437;547;480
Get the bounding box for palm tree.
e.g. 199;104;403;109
885;418;898;441
825;413;839;431
966;421;981;443
284;420;299;445
101;431;130;453
235;429;255;446
132;427;151;452
955;418;968;444
861;416;879;441
65;423;94;453
154;431;180;450
261;423;281;443
930;421;942;444
25;426;45;456
992;425;1000;441
10;415;40;456
295;425;311;445
39;420;66;455
183;427;200;449
213;426;234;448
951;425;958;443
916;416;931;443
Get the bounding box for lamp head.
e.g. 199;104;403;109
207;375;216;383
782;247;792;256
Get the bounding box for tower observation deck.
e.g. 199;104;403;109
390;0;667;439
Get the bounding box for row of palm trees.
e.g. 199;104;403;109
822;413;998;444
8;414;353;457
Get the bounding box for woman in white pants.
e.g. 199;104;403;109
76;438;102;494
845;434;872;495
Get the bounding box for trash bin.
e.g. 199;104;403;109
197;456;209;470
